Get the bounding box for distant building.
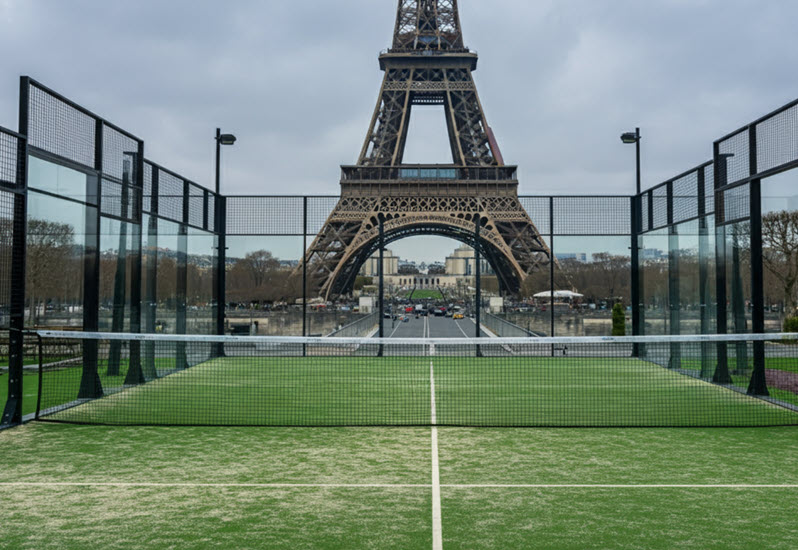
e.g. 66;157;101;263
445;244;492;276
361;249;399;277
556;253;587;263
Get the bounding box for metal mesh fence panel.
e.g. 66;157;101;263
307;197;340;235
756;102;798;174
27;83;96;169
552;197;630;236
718;130;751;186
518;197;550;235
673;172;699;224
652;185;668;229
102;124;140;181
722;184;750;224
704;164;715;214
31;331;798;428
0;130;20;190
0;190;13;329
187;184;204;229
157;169;184;223
226;196;306;235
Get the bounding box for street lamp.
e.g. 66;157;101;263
620;128;642;195
215;128;237;194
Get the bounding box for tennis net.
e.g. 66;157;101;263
24;330;798;427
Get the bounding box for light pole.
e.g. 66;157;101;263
622;128;642;353
620;128;641;195
215;128;237;195
214;128;236;353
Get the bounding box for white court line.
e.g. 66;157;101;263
441;483;798;489
430;346;443;550
1;482;795;489
0;482;428;489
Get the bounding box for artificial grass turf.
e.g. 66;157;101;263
0;486;432;550
441;487;798;550
40;356;798;427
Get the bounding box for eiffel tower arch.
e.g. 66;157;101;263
303;0;551;300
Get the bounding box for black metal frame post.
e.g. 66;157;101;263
1;121;28;425
302;196;308;357
214;195;227;356
631;194;643;356
713;144;732;383
748;125;768;395
78;120;104;399
124;148;145;385
697;167;712;377
378;215;385;356
475;215;483;357
107;163;131;376
143;167;159;378
666;181;681;369
175;181;189;370
549;197;555;346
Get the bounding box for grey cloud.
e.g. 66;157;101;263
0;0;796;199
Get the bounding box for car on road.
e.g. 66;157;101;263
453;313;464;320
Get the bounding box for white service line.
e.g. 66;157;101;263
430;346;443;550
1;482;795;489
0;482;428;488
441;483;798;489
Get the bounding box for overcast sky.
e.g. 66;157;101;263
1;0;797;262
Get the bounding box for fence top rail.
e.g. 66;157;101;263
31;330;798;347
0;125;25;140
25;77;142;144
637;160;713;198
714;96;798;145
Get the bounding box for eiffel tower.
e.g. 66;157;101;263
303;0;551;299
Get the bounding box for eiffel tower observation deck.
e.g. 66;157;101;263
304;0;550;299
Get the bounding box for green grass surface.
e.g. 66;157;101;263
1;424;797;548
408;289;444;300
41;356;798;427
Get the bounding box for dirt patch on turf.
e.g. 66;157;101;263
766;369;798;395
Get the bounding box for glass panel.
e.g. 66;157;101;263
552;236;631;336
761;171;798;329
99;217;138;332
513;236;552;337
226;236;306;336
28;155;97;204
154;219;180;334
187;228;216;335
25;191;90;328
724;221;752;335
639;229;669;335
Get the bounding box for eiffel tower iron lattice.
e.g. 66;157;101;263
301;0;551;299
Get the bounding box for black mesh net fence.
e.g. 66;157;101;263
29;331;798;428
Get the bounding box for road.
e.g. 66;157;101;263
378;314;492;339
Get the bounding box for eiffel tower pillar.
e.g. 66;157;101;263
299;1;551;300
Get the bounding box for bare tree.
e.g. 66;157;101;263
25;219;76;325
762;210;798;315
